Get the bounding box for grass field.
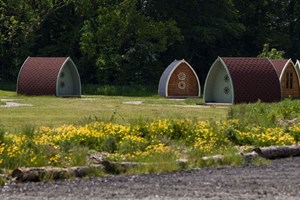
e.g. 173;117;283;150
2;89;300;177
0;90;228;132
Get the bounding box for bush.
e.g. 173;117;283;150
82;84;157;96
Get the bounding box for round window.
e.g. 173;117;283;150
178;72;186;80
224;75;229;82
224;87;230;95
178;81;186;90
60;72;65;78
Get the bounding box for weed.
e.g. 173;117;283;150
251;157;271;166
0;125;5;143
102;136;117;153
21;124;36;139
66;146;89;167
126;153;180;174
0;175;6;186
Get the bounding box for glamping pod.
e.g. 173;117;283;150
270;59;300;99
204;57;281;104
158;59;201;98
17;57;81;97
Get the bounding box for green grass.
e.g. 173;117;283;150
251;157;271;166
0;91;228;132
227;98;300;128
1;87;295;181
82;84;157;96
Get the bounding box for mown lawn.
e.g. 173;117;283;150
0;90;228;132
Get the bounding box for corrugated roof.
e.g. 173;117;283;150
221;57;281;103
17;57;68;95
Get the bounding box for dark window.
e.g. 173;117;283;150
286;73;289;89
286;72;293;89
290;73;293;89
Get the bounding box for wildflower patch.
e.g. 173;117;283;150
0;119;299;170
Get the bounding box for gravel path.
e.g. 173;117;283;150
1;157;300;200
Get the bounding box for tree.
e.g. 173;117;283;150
0;0;75;81
79;0;182;85
257;43;284;59
266;0;300;60
232;0;276;56
233;0;300;60
142;0;245;84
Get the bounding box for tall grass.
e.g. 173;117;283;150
227;98;300;128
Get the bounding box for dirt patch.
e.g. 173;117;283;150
122;101;143;105
1;156;300;199
80;98;97;101
0;99;32;108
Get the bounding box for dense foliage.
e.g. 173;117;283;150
1;0;300;86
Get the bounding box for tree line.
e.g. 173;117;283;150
1;0;300;87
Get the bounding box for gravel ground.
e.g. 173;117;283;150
1;157;300;200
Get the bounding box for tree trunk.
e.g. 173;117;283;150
11;165;103;182
253;145;300;159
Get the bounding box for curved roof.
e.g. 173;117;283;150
295;60;300;79
158;59;200;97
221;57;281;103
17;57;76;96
269;59;291;79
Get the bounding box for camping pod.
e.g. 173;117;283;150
17;57;81;97
204;57;281;104
270;59;300;99
158;59;201;98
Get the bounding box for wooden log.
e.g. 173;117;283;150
11;165;103;182
202;154;224;161
253;145;300;159
100;160;144;174
240;151;259;161
201;151;259;162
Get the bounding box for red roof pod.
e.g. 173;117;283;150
204;57;281;104
17;57;81;97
